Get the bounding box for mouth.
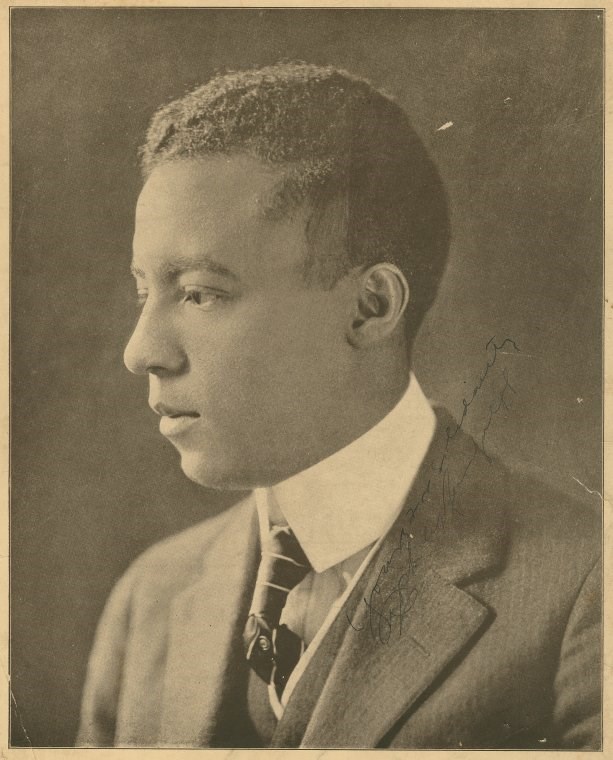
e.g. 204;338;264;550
153;404;200;437
159;412;200;437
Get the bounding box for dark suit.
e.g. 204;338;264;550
77;408;601;748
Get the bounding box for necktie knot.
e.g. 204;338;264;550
244;526;312;693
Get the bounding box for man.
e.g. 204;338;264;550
77;63;601;749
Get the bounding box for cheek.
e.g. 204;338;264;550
243;301;347;401
184;294;346;412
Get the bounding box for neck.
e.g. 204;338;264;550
338;343;412;445
277;345;412;482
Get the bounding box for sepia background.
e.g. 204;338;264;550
11;8;602;747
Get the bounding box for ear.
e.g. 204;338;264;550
347;263;410;348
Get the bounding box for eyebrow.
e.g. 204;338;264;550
130;255;240;282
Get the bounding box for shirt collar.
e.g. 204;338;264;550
254;372;436;573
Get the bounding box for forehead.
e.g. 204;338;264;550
133;156;309;279
136;155;285;220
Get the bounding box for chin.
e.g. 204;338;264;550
178;450;256;491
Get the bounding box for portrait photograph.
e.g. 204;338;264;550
9;4;604;751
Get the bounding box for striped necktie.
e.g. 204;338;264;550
243;525;312;695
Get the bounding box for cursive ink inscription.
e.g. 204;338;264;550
348;337;520;644
480;367;516;461
359;527;420;643
447;336;520;442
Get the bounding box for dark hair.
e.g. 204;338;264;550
141;62;450;337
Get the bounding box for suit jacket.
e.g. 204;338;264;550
77;407;602;749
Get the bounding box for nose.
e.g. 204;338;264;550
124;301;187;377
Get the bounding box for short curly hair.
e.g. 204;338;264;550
141;62;450;337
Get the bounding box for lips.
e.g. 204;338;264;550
153;402;198;418
159;414;199;437
152;403;200;437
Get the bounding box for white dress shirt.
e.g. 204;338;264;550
252;372;436;717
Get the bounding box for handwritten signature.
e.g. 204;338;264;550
349;336;520;644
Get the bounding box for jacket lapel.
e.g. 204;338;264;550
300;567;491;747
297;408;509;747
159;497;259;746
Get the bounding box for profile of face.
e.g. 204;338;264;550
124;156;362;490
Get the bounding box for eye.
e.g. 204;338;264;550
181;287;225;310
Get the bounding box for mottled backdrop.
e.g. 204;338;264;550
11;8;602;747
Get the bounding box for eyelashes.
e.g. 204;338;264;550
135;287;228;311
181;288;224;309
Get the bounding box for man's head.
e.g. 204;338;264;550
124;63;450;489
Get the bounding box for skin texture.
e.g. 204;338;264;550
125;156;411;489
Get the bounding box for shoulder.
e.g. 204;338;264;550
117;495;255;606
473;451;601;594
432;404;601;587
498;465;601;564
433;405;600;560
